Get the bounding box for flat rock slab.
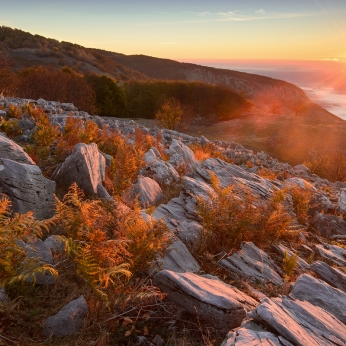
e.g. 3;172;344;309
220;242;283;285
311;212;346;239
221;321;293;346
249;296;346;346
52;142;106;197
310;260;346;293
272;244;309;272
290;274;346;324
315;243;346;266
44;295;88;337
0;134;35;164
0;158;55;219
154;270;257;329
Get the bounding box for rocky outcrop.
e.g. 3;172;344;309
43;295;88;337
310;261;346;293
290;274;346;324
154;270;257;329
52;143;107;198
0;134;35;164
0;158;55;219
221;242;283;285
337;188;346;214
310;212;346;238
249;296;346;345
314;243;346;266
272;244;309;272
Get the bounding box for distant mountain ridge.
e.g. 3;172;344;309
0;26;343;123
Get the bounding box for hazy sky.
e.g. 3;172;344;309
1;0;346;62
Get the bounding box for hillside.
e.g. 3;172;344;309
0;26;343;125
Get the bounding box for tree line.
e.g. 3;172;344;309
0;64;252;121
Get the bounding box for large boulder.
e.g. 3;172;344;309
310;212;346;239
122;176;165;208
220;242;283;285
52;143;107;198
154;270;257;329
249;296;346;345
0;159;55;219
310;260;346;293
43;295;88;337
290;274;346;324
0;134;35;164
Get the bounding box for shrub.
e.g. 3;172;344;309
189;142;230;163
0;117;23;138
282;251;298;280
195;174;296;255
155;98;183;130
258;168;279;180
0;197;57;286
289;187;312;225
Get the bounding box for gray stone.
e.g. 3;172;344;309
0;287;8;302
144;147;162;164
221;242;283;285
154;270;257;329
314;243;346;266
0;134;35;164
249;296;346;346
0;159;55;219
310;212;346;239
169;139;201;173
0;110;6;117
61;103;77;112
52;143;106;198
337;188;346;215
272;244;310;272
310;261;346;293
43;295;88;337
144;159;180;185
290;274;346;324
44;235;65;254
152;238;200;274
123;176;165;208
221;321;293;346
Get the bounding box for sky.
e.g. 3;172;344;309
1;0;346;63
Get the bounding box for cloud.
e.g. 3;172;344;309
255;9;266;15
197;11;210;17
218;11;236;17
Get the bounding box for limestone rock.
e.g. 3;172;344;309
290;274;346;324
44;235;65;254
310;261;346;293
221;242;283;285
154;270;257;329
52;143;106;197
337;188;346;215
310;212;346;239
0;159;55;219
169;139;200;173
43;296;88;337
314;243;346;266
0;134;35;164
272;244;309;272
249;296;346;346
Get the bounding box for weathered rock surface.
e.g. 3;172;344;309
290;273;346;324
44;235;65;254
52;143;106;197
169;139;201;173
249;296;346;346
310;260;346;292
0;134;35;164
221;242;283;285
123;176;165;208
152;238;200;273
221;321;293;346
337;188;346;214
0;287;8;302
154;270;257;329
272;244;309;272
311;212;346;238
43;295;88;337
314;243;346;266
0;158;56;219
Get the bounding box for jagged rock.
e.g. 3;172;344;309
0;159;55;219
249;296;346;346
151;238;200;274
201;158;277;198
123;176;165;208
0;134;35;164
182;176;215;200
61;103;77;112
173;220;202;252
221;320;293;346
310;212;346;238
0;287;8;302
272;244;310;272
314;243;346;266
337;188;346;215
52;143;106;197
290;274;346;324
43;296;88;337
169;139;200;173
144;147;162;164
293;164;311;177
18;119;35;131
44;235;65;254
0;110;6;117
154;270;257;329
310;261;346;293
220;242;283;285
